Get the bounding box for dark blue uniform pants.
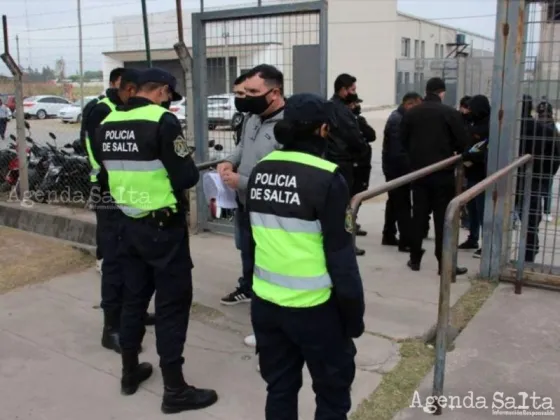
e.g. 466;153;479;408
235;207;254;295
118;216;193;368
466;179;485;243
97;208;123;324
251;296;356;420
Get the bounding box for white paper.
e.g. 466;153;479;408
202;171;238;210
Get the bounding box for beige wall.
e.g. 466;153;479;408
538;8;560;81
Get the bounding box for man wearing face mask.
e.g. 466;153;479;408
217;64;285;307
232;73;249;145
93;68;218;413
247;93;364;419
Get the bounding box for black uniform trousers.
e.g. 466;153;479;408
410;178;455;264
382;176;412;244
97;207;124;325
252;295;356;420
337;163;355;195
118;214;192;369
516;178;550;262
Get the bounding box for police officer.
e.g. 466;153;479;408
84;69;155;353
247;93;365;419
93;68;218;413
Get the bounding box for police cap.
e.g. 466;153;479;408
284;93;336;127
137;68;182;101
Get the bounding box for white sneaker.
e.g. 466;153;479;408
96;259;103;274
545;214;554;223
243;334;256;347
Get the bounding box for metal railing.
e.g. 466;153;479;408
350;155;464;246
431;154;533;415
195;159;223;171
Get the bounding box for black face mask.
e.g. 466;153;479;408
234;97;250;113
344;93;358;104
352;106;361;116
244;89;273;115
161;100;171;110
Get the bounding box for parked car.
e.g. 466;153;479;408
57;96;98;123
0;94;16;112
23;95;71;119
207;93;243;130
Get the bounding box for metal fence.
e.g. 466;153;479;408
483;0;560;286
395;57;494;107
191;1;328;235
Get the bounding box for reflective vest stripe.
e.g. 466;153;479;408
250;212;321;234
118;205;149;218
103;159;165;172
254;265;332;290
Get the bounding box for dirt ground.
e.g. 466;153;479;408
0;227;95;294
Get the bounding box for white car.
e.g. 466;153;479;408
169;98;186;127
58;96;98;123
207;93;243;130
23;95;72;120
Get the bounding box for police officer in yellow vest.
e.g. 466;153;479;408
93;68;218;413
247;93;365;419
84;69;156;354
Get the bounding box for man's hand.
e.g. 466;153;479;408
222;171;240;189
217;161;233;177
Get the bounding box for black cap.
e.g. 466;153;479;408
284;93;336;126
426;77;446;93
137;68;182;101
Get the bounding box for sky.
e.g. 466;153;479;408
1;0;498;77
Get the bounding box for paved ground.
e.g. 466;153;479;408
392;284;560;419
0;197;481;419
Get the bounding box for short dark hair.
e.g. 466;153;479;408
334;73;357;93
245;64;284;92
402;92;422;103
119;69;139;89
233;72;249;86
109;67;126;84
460;95;472;108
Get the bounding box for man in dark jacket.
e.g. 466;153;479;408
327;73;369;256
536;101;558;221
517;95;560;262
459;95;491;258
400;77;469;274
381;92;422;250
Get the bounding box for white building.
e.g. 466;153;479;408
102;0;494;108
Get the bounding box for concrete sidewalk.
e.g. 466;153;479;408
393;284;560;419
0;200;480;419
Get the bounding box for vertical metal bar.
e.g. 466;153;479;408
200;0;204;12
481;0;526;280
318;0;328;98
141;0;152;67
192;13;210;232
258;0;262;5
515;160;532;294
176;0;184;42
2;15;8;54
15;35;20;67
77;0;84;109
432;204;459;414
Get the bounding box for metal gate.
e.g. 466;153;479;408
482;0;560;287
191;1;328;235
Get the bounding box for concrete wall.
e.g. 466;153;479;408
538;8;560;82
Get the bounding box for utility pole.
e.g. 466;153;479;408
77;0;84;108
141;0;152;67
15;35;20;68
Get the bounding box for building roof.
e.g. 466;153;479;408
397;11;495;42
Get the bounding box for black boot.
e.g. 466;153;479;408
161;366;218;414
382;236;399;246
354;246;366;256
121;350;153;396
407;249;425;272
355;224;368;237
101;310;121;353
144;312;156;326
438;266;468;276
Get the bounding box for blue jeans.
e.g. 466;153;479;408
235;208;254;295
467;180;485;243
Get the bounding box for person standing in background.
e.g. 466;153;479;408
536;101;559;223
232;73;249;146
0;99;8;140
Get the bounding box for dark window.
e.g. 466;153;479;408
547;0;560;21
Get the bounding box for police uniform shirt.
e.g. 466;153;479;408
92;96;199;209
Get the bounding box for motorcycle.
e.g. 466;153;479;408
3;134;31;192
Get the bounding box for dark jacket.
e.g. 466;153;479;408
382;105;409;179
356;115;376;167
519;96;560;184
463;95;491;182
79;92;107;149
401;93;469;182
326;95;369;164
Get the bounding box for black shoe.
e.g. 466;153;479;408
162;385;219;414
438;267;468;276
407;260;421;271
121;362;153;395
398;242;410;253
102;327;122;354
473;249;482;259
355;247;366;256
458;239;479;250
382;236;399;246
356;228;368;237
145;312;156;326
220;287;251;306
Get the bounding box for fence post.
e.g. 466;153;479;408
481;0;526;280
